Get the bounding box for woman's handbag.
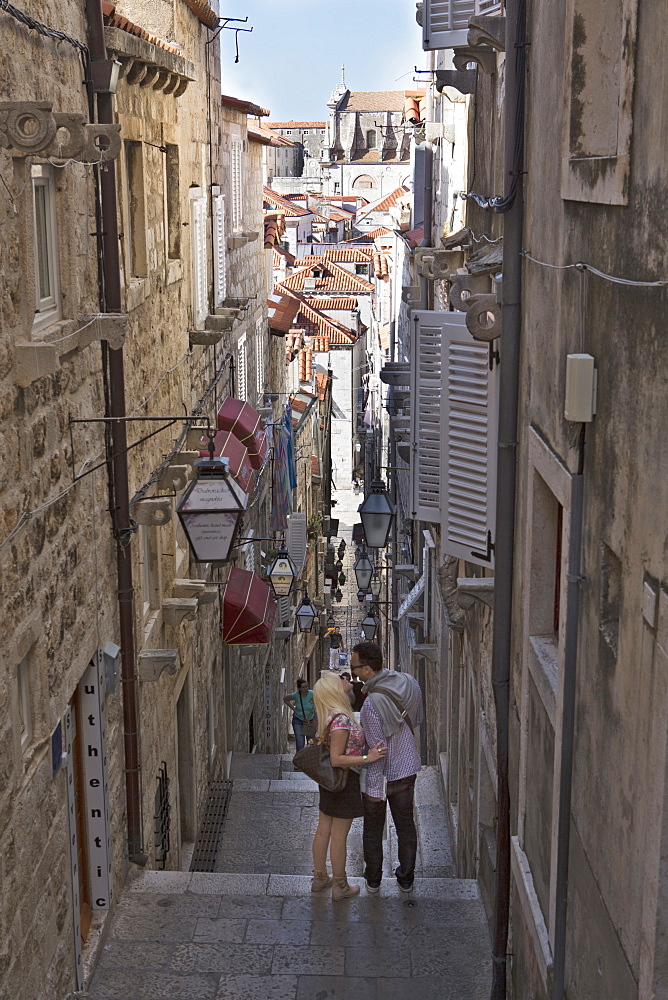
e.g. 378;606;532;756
298;691;318;740
293;720;348;792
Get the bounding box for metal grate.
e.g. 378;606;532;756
189;780;234;872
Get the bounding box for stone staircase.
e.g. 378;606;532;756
89;754;491;999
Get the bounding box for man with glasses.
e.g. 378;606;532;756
351;642;423;894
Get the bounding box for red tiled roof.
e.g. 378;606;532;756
102;3;181;54
404;94;426;123
379;324;391;351
275;288;358;345
308;297;358;310
263;187;311;218
373;250;390;278
266;121;327;129
311;455;320;476
267;291;300;334
264;213;286;248
338;91;407;113
403;225;424;249
296;246;373;264
356;186;410;220
181;0;218;27
272;246;296;267
278;260;374;294
222;94;270;117
315;372;330;400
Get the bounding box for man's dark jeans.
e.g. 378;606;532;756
363;774;417;888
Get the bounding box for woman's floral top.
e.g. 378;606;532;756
326;712;366;757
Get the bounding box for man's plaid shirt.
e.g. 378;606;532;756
360;675;423;798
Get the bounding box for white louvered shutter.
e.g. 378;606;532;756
231;141;243;230
441;311;498;568
255;319;265;403
236;333;248;401
190;193;208;327
278;595;291;626
287;513;307;570
410;311;444;523
212;193;227;306
423;0;476;50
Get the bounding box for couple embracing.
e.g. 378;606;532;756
309;641;423;900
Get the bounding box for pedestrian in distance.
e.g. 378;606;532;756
351;641;423;894
283;678;316;754
340;671;365;712
310;673;386;900
329;626;345;670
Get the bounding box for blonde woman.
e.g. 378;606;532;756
310;673;386;900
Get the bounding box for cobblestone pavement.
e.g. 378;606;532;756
90;755;491;999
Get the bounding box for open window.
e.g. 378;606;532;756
31;164;60;330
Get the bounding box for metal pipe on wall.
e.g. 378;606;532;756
85;0;146;866
489;0;527;991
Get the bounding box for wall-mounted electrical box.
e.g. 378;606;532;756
564;353;597;422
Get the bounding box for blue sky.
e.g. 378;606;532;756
220;0;425;122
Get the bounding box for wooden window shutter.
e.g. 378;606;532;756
422;0;476;50
411;310;499;568
189;193;208;327
410;311;445;524
231;141;243;230
287;513;307;570
440;310;498;569
212;194;227;306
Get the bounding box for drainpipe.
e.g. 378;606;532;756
85;0;146;866
552;431;585;999
388;319;399;670
416;141;434;310
489;0;526;992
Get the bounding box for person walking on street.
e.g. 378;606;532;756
283;678;316;753
310;673;386;900
351;642;423;894
329;626;345;670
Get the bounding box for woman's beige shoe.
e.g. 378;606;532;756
332;876;360;900
311;870;333;892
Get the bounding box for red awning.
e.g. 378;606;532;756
197;429;255;493
222;568;276;644
217;397;269;470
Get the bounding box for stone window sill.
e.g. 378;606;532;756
528;634;558;729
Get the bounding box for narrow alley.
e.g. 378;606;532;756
90;753;490;999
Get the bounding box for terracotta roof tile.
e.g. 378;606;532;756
275;287;358;345
338;91;407;112
267;291;300;334
263;186;312;218
356;186;410;220
266;121;327;129
315;371;330;400
403;224;424;249
272;245;296;267
181;0;218;27
296;246;373;264
222;95;270;117
278;260;374;294
102;3;182;54
308;297;358;310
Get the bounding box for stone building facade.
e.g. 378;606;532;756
404;2;668;998
0;0;289;996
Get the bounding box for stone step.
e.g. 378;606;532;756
128;869;482;901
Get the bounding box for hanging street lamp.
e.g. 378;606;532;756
296;593;318;632
361;612;378;641
370;573;382;598
353;549;374;592
267;545;298;598
177;451;247;564
357;589;366;602
359;478;394;549
334;588;343;603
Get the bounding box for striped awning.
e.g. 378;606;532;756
222;568;276;645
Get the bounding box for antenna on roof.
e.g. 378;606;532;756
341;63;346;88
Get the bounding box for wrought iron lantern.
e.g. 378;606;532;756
267;545;298;598
370;573;382;598
176;451;247;564
361;612;378;641
359;478;394;549
296;593;318;632
335;588;343;603
357;589;366;602
353;549;374;592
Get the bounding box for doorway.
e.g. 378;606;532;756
176;676;195;844
71;688;92;943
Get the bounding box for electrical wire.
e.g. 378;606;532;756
0;0;89;79
521;251;668;288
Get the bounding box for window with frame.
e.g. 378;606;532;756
165;144;181;259
31;164;60;329
139;525;161;619
231;140;243;231
123;140;147;278
212;191;227;306
366;129;377;148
